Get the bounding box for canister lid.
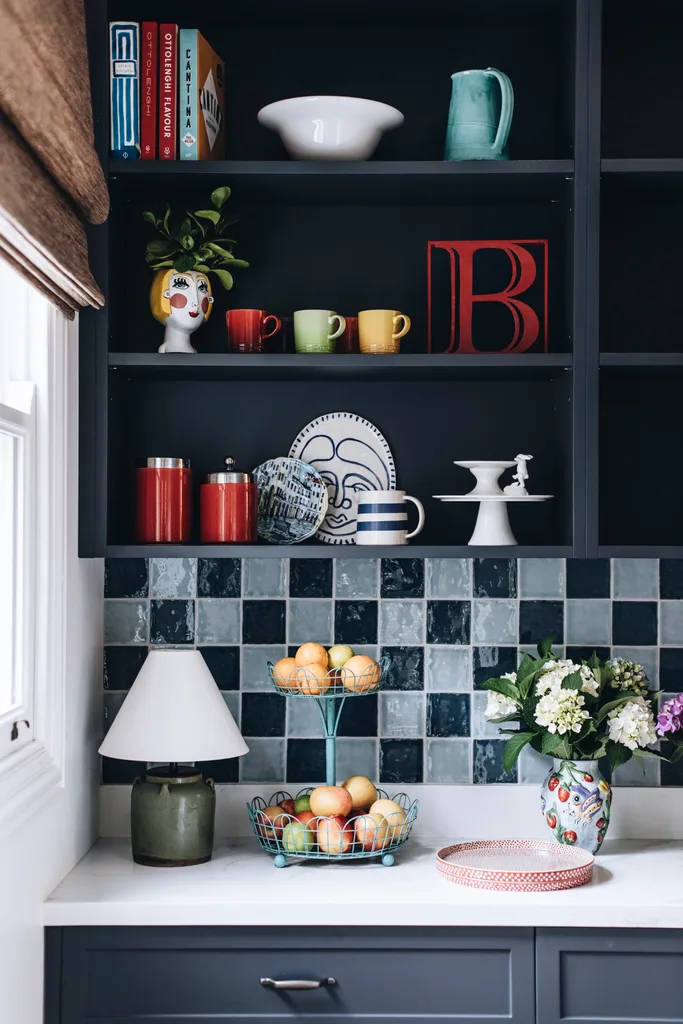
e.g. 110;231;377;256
141;457;191;469
205;457;253;484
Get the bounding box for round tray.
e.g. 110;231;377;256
248;788;419;867
436;840;594;892
268;656;388;698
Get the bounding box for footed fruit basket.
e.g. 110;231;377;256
248;789;419;868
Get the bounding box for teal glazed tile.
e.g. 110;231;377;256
335;557;378;598
612;559;658;600
425;647;471;692
379;692;426;738
335;738;378;783
288;599;333;645
196;599;240;644
471;599;517;644
425;558;471;599
613;754;660;787
222;692;240;725
380;601;425;645
518;745;552;784
242;646;285;690
426;739;470;783
473;739;517;784
660;602;683;645
104;558;148;598
611;646;658;689
287;698;324;738
518;558;564;598
150;558;197;598
565;599;611;646
242;557;286;598
104;601;147;644
103;692;126;735
239;738;285;783
471;690;519;739
150;600;195;645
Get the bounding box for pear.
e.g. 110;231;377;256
327;644;355;669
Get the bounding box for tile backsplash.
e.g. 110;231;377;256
102;557;683;788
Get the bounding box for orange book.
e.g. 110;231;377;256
179;30;225;160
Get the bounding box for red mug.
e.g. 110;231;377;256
338;315;359;353
226;308;282;353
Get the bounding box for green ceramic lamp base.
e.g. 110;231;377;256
131;765;216;868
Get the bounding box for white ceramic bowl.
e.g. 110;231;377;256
257;95;404;161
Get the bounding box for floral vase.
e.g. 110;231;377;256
540;759;611;854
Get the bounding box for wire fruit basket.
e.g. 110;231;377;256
248;789;419;868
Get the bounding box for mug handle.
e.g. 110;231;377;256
261;314;282;339
327;314;346;341
392;313;411;340
486;68;514;156
405;495;425;540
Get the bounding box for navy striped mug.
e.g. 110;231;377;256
355;490;425;545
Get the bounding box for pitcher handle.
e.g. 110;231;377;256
486;68;514;156
405;495;425;540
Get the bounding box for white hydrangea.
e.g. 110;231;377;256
606;658;649;697
535;658;599;698
607;697;658;751
485;690;519;720
534;687;589;735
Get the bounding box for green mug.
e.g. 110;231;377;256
294;309;346;354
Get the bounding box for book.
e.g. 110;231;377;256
140;22;158;159
109;22;140;159
158;24;178;160
179;29;225;161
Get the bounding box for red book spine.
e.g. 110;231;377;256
140;22;158;159
158;24;178;160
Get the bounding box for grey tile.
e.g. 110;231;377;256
335;557;378;598
471;599;517;644
426;558;471;598
426;739;470;783
103;601;147;644
612;559;658;599
565;599;611;645
239;738;285;783
425;647;471;692
380;692;426;738
243;558;286;598
150;558;197;598
380;601;425;645
103;691;126;735
242;646;285;690
288;600;333;645
613;754;660;787
287;697;324;737
471;691;519;739
196;599;241;644
660;602;683;644
222;692;240;725
519;558;564;598
611;646;658;690
335;738;378;784
518;745;552;784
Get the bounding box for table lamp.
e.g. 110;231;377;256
99;648;248;867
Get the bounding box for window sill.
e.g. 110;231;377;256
0;740;62;834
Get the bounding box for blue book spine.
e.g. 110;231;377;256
179;29;198;161
110;22;140;159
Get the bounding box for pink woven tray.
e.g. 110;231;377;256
436;840;594;892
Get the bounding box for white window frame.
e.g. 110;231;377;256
0;270;70;833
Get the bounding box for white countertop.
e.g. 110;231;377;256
44;837;683;929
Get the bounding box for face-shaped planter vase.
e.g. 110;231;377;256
150;268;214;353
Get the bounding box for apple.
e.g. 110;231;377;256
342;775;378;812
341;655;381;693
354;812;388;852
282;820;315;854
328;644;355;669
317;815;353;855
293;794;311;814
369;798;408;841
296;810;317;831
309;785;353;819
259;804;290;840
279;799;295;815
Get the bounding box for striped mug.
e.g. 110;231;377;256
355;490;425;545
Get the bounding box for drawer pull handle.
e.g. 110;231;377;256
261;977;337;991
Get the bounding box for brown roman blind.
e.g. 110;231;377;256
0;0;109;318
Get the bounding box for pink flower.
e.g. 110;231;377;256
656;694;683;737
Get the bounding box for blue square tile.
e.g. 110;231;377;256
335;558;378;598
473;558;516;598
381;646;424;690
426;558;471;598
566;599;611;646
566;646;610;665
380;601;424;644
380;693;425;738
199;646;240;690
660;559;683;600
566;559;610;598
102;757;146;784
151;558;197;598
427;693;470;737
379;739;424;784
519;558;564;599
473;646;517;689
335;600;378;645
661;753;683;786
471;599;517;644
612;601;658;646
287;698;323;737
338;694;378;736
381;558;424;598
242;645;285;690
473;739;517;783
150;600;195;645
518;745;552;784
613;755;660;787
659;648;683;692
425;739;470;783
519;600;564;645
286;739;326;784
196;758;239;783
104;559;148;598
243;558;286;598
104;601;148;644
612;559;658;599
335;739;378;782
289;600;333;645
241;738;286;783
196;599;240;644
427;601;470;644
197;558;240;598
289;559;332;598
242;600;286;644
103;691;126;735
425;647;471;692
241;692;286;737
103;646;147;689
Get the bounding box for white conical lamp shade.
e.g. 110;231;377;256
99;649;249;763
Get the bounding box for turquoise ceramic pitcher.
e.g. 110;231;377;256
444;68;514;161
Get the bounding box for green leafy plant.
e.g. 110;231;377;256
142;186;248;291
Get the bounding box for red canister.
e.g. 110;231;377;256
136;458;192;543
201;457;257;543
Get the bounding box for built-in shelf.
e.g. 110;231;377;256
599;353;683;371
601;158;683;179
106;545;574;559
109;159;574;204
109;352;573;382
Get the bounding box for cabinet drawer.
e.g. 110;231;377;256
536;928;683;1024
57;926;534;1023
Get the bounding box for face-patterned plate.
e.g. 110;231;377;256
436;840;594;892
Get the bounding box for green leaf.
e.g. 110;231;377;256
561;671;583;691
142;210;157;226
181;234;195;251
503;732;535;774
185;211;206;236
606;739;633;770
587;650;602;671
218;258;249;269
632;748;665;760
194;209;221;226
552;736;573;759
212;238;237;247
194;264;211;272
161;204;171;236
670;741;683;764
173;253;195;272
207;242;236;259
148;260;174;269
597;693;641;723
538;635;554;659
210;186;232;209
146;239;176;255
479;678;519;701
179;217;193;239
541;730;566;755
211;268;234;290
487;713;523;725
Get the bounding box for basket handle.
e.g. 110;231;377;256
261;977;337;990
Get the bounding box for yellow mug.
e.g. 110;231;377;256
358;309;411;354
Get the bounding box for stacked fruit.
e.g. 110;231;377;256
271;642;381;695
256;776;410;856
